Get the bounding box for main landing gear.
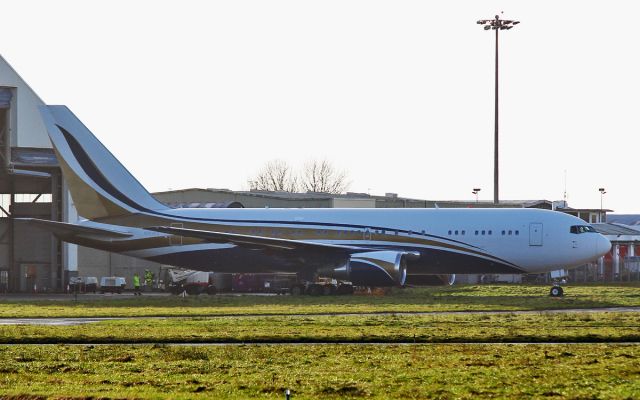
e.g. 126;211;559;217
549;284;564;297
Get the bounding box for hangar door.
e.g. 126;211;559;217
529;223;543;246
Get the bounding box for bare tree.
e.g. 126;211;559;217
300;159;349;194
247;160;298;192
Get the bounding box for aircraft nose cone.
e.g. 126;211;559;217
596;234;611;258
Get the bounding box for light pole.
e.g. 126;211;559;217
599;188;606;222
472;188;481;203
477;14;519;204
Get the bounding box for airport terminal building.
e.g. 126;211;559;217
1;55;637;292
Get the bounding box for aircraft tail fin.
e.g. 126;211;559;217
40;105;169;220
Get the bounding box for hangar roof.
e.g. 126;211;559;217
592;223;640;244
607;214;640;226
153;188;570;210
156;188;556;204
592;223;640;236
0;54;51;148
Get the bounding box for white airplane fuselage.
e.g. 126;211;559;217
77;206;610;276
27;105;611;287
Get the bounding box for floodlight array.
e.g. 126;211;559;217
477;15;520;31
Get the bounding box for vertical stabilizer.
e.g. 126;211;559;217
40;105;168;220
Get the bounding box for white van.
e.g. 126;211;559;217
99;277;126;294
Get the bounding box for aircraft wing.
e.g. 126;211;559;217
147;225;378;254
16;218;133;239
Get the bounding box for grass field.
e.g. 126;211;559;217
1;312;640;344
1;284;639;399
1;284;639;318
0;344;638;399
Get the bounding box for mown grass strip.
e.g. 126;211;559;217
1;312;639;344
1;285;639;318
0;343;638;399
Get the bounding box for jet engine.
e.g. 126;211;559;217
319;250;418;287
405;274;456;286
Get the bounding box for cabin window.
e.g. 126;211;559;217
515;230;519;235
454;230;459;235
481;230;485;235
448;230;452;235
508;230;512;235
488;230;492;235
461;230;466;235
501;230;506;235
475;230;479;235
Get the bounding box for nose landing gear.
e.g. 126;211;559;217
549;285;564;297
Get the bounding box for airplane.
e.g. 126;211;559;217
20;105;611;295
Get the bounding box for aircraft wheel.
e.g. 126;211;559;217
186;286;203;296
549;286;564;297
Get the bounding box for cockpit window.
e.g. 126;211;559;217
570;225;597;234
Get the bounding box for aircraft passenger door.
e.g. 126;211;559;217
529;223;543;246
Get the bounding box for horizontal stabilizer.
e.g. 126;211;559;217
147;226;376;253
16;218;133;239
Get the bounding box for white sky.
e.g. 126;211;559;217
4;1;639;212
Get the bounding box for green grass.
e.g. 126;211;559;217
0;344;638;399
1;285;639;398
1;312;639;344
1;284;639;318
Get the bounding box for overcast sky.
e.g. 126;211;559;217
4;1;639;212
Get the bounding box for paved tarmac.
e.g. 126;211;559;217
0;317;119;326
0;292;278;301
0;292;173;301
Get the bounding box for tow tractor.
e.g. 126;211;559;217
166;269;216;295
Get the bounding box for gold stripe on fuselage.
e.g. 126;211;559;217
90;212;500;262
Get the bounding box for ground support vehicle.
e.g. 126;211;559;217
167;269;216;295
99;277;126;294
290;278;354;296
68;276;98;293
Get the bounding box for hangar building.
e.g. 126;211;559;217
0;55;77;292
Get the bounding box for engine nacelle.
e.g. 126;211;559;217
405;274;456;286
319;251;417;287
